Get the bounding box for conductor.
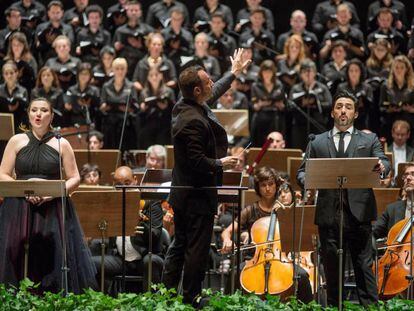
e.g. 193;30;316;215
162;49;251;305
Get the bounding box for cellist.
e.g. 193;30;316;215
373;163;414;243
220;166;313;303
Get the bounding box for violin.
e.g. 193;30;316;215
240;204;294;296
374;217;414;299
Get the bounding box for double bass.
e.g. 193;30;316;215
374;216;414;299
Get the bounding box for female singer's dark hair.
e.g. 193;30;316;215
253;166;283;197
178;65;203;99
345;58;366;83
332;90;358;110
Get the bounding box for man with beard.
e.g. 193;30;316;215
297;91;390;307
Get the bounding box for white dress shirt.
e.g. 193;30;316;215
393;142;407;174
332;126;354;152
116;236;142;262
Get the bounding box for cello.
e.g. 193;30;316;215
374;216;414;299
240;205;294;296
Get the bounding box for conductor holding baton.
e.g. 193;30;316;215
162;49;251;306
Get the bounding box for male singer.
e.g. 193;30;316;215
162;49;251;305
297;91;390;306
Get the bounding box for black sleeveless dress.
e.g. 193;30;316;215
0;132;97;293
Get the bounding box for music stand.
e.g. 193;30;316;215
0;180;65;279
0;113;14;140
278;205;319;300
246;148;303;173
305;158;380;310
71;190;139;292
212;109;249;137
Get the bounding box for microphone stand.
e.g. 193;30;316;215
55;130;69;296
83;104;94;164
115;86;132;169
288;99;326;134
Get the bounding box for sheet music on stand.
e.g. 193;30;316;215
0;113;15;141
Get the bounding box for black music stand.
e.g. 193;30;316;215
305;158;380;310
278;205;319;300
71;190;139;292
0;180;64;280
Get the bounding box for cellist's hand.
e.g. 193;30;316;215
222;238;233;254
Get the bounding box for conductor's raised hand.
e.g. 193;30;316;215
230;48;252;77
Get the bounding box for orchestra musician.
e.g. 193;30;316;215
221;166;313;303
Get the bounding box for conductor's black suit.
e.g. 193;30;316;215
162;73;235;304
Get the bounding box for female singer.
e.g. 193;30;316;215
132;32;177;92
276;34;306;92
251;60;286;147
136;67;175;149
0;98;97;293
63;63;100;127
31;66;64;126
80;163;101;186
366;38;393;133
91;46;115;88
379;55;414;141
321;40;348;95
336;59;373;130
0;61;28;132
100;57;138;150
4;32;37;92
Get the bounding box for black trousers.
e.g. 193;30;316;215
91;254;164;293
318;209;378;307
162;209;215;304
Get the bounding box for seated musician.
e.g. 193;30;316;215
90;166;164;293
373;163;414;240
80;163;101;186
220;166;313;302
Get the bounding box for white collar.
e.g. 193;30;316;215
393;142;406;150
332;126;354;136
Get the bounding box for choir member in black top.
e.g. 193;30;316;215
276;10;319;60
75;5;111;67
311;0;360;37
105;0;127;35
0;61;28;132
146;0;190;30
99;57;138;150
63;0;89;33
136;67;175;149
31;66;64;126
91;46;115;88
208;13;237;74
321;40;348;95
336;59;374;130
233;43;259;99
63;62;100;127
250;60;286;147
367;7;405;55
11;0;46;30
366;38;393;133
379;55;414;141
161;8;194;74
193;32;221;82
35;1;74;64
289;59;332;150
4;31;37;93
132;32;177;92
45;35;81;91
193;0;234;32
276;34;306;92
112;0;154;79
367;0;407;33
319;3;365;61
0;6;33;58
235;0;274;32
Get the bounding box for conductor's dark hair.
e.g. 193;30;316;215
253;166;283;197
178;65;204;99
333;90;358;110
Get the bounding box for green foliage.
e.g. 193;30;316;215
0;280;414;311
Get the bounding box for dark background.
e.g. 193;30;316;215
1;0;413;35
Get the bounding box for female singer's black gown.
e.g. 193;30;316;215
0;132;97;293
